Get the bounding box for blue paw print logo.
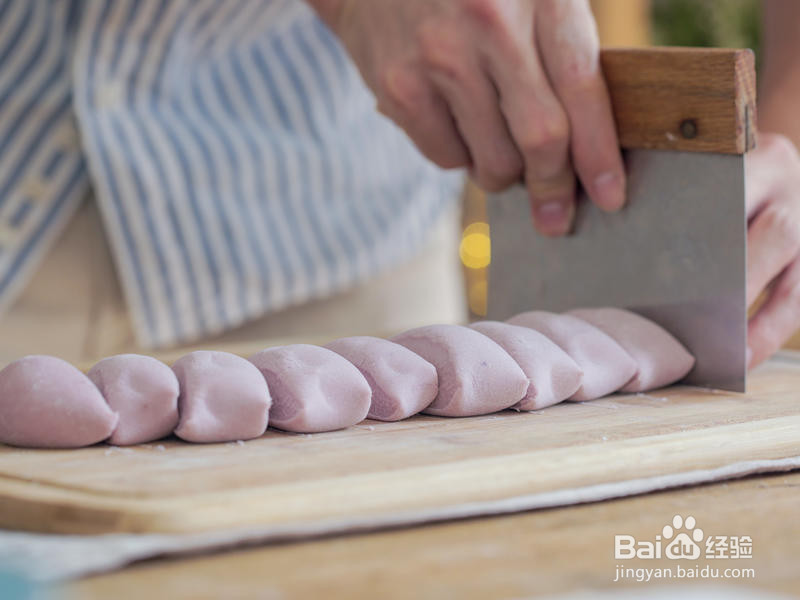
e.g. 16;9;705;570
664;514;704;560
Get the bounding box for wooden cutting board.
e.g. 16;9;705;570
1;353;800;536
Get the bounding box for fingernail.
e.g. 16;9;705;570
533;201;570;236
746;346;753;369
593;172;625;212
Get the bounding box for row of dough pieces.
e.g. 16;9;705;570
0;308;695;449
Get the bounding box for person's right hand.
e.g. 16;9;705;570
312;0;627;236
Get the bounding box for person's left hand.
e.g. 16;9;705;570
746;132;800;368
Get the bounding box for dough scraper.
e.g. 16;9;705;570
487;48;755;391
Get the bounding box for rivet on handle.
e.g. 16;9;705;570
680;119;698;140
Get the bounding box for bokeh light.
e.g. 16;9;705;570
459;222;491;269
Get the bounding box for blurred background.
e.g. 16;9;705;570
461;0;762;319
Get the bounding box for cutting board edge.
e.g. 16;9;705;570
2;414;799;535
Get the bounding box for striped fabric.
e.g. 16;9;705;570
0;0;463;348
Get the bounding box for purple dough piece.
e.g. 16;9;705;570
325;336;438;421
88;354;179;446
249;344;371;433
0;355;118;448
172;351;271;443
507;311;638;401
568;307;696;392
469;321;583;410
391;324;528;417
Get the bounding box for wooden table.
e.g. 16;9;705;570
66;469;800;599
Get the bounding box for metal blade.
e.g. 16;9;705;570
487;149;746;391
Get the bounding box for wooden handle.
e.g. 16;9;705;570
601;47;756;154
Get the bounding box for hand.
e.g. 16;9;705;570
746;132;800;368
312;0;626;236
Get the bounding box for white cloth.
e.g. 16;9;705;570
1;455;798;582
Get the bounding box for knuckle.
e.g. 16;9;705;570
462;0;525;66
464;0;506;30
536;0;600;86
417;24;467;80
517;114;570;158
378;65;424;112
760;204;800;248
556;50;601;91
